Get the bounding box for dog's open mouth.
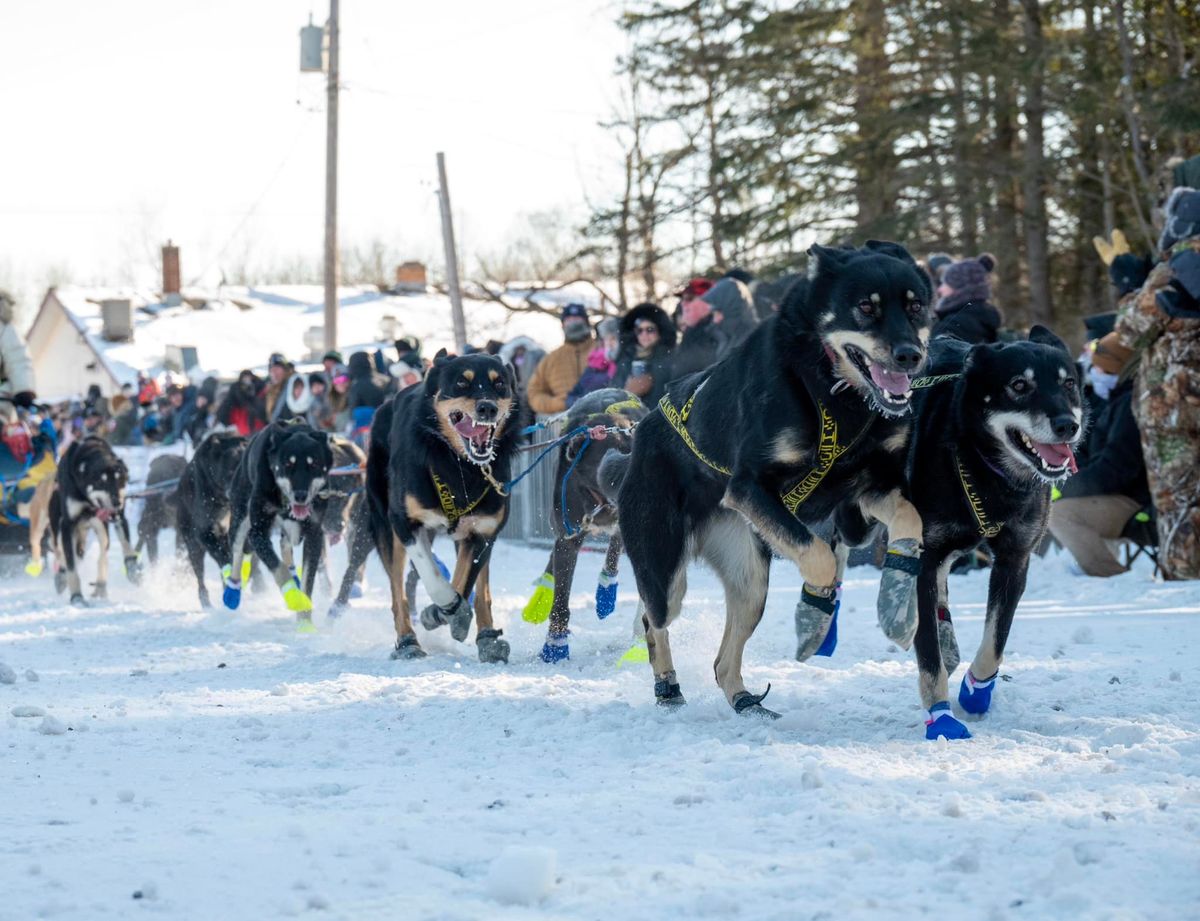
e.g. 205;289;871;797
1007;428;1079;479
449;410;498;464
843;345;913;413
290;503;312;520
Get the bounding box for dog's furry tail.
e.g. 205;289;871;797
597;450;631;504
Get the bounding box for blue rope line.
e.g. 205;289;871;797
503;425;589;493
560;436;592;536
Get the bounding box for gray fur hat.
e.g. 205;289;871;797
1159;187;1200;252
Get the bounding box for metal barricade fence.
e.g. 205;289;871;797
500;414;566;548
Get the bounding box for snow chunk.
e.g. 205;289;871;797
485;846;557;905
37;715;68;735
1072;626;1095;644
11;705;46;718
0;662;17;684
25;669;39;682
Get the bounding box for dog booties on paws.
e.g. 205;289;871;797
539;629;570;663
925;701;971;740
795;583;839;661
281;575;313;613
477;628;510;664
958;668;996;715
390;633;427;660
595;571;618;620
420;596;474;642
522;572;555;624
221;565;242;610
878;538;922;648
124;555;143;585
25;558;44;578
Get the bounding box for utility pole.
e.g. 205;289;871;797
323;0;340;353
436;152;467;353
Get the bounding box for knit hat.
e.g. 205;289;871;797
322;350;343;364
677;277;714;299
1082;312;1117;342
597;317;621;339
561;303;589;321
926;253;953;281
1091;332;1133;375
937;254;996;317
1158;187;1200;251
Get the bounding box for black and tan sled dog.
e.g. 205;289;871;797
366;352;523;662
618;241;934;717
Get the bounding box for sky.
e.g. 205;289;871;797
0;0;627;316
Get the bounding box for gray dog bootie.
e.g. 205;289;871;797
420;596;475;642
877;538;922;648
937;606;961;673
795;584;838;661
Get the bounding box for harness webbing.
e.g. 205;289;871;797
909;372;963;390
657;381;731;477
430;472;491;528
954;451;1004;538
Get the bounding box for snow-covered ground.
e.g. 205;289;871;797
3;503;1199;919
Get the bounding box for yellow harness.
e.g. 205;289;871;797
658;383;873;517
430;472;490;529
954;452;1004;538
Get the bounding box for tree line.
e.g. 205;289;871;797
585;0;1199;334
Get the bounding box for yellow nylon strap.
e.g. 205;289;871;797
603;398;643;416
780;405;843;515
430;472;490;527
909;372;962;390
657;392;731;476
954;453;1004;538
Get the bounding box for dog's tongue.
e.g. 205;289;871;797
1034;441;1078;473
869;363;912;397
291;503;311;520
454;418;489;439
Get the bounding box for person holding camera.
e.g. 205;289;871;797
614;302;677;404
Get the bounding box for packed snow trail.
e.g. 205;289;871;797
2;531;1199;920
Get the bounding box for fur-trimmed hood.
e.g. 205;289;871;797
618;303;677;350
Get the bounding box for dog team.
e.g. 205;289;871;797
28;241;1085;742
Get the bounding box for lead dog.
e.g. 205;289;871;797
618;241;934;717
907;327;1084;740
50;436;141;605
221;421;334;628
367;352;522;662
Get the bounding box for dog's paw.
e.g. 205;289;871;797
732;685;781;720
221;565;242;611
420;596;473;641
539;630;570;664
327;601;347;619
390;633;427;660
878;539;921;648
477;628;510;664
24;559;43;578
616;639;649;667
281;576;313;614
54;570;68;595
795;584;838;661
595;573;618;620
91;582;107;601
348;582;364;599
938;606;961;674
521;573;554;624
69;593;87;608
925;702;971;740
654;674;686;708
295;615;317;634
240;558;252;584
958;669;996;715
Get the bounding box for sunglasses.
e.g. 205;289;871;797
635;324;659;335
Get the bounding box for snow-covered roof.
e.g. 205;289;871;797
47;284;567;384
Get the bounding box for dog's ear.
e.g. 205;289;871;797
432;348;451;365
1028;324;1070;355
864;240;917;265
808;243;851;273
423;363;442;396
504;361;519;396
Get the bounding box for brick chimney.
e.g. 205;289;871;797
162;241;181;303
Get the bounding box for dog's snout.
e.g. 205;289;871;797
292;488;309;504
474;400;499;423
1050;415;1079;441
891;344;923;371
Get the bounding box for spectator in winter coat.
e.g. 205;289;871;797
614;302;677;404
321;350;343;380
1048;333;1149;576
671;277;757;377
1114;185;1200;580
136;371;161;408
84;384;110;422
669;277;720;378
345;351;388;414
217;370;267;436
0;289;36;423
705;277;758;352
498;336;546;396
525;303;595;415
324;365;352;432
566;317;621;408
259;353;291;420
932;254;1003;344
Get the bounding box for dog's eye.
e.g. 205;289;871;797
907;300;924;315
1063;377;1077;391
456;379;469;390
858;300;876;317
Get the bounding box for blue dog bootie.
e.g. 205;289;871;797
221;564;242;610
958;668;997;715
595;571;618;620
925;701;971;741
539;629;570;664
814;582;841;657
